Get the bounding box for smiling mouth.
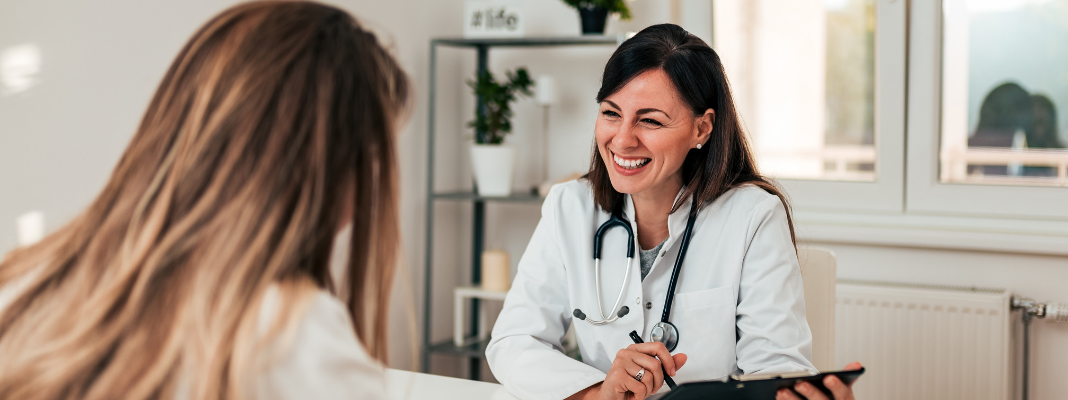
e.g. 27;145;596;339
612;152;651;170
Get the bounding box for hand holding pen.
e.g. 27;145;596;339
570;334;686;400
629;330;679;390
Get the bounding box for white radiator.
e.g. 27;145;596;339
835;280;1014;400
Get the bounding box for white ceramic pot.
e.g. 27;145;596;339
470;144;515;197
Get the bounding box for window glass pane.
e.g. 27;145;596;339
941;0;1068;187
713;0;876;181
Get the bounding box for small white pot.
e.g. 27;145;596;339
470;144;515;197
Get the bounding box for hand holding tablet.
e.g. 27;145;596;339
778;362;864;400
646;363;864;400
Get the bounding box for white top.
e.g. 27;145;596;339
486;180;815;400
253;287;387;400
0;274;386;400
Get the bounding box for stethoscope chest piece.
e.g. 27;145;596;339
650;321;679;352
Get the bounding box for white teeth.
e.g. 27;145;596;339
613;154;650;170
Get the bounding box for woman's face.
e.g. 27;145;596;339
595;69;713;197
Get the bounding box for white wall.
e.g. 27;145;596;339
2;1;1066;399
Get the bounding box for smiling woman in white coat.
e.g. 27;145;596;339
486;25;862;400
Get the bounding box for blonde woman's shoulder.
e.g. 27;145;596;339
255;286;387;400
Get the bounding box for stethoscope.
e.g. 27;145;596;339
572;198;699;352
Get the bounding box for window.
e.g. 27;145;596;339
679;0;1068;251
907;0;1068;221
940;0;1068;187
713;0;876;182
711;0;907;213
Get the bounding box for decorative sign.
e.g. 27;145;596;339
464;1;524;38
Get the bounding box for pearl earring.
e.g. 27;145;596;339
696;143;703;150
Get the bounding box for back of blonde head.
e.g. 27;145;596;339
0;2;408;399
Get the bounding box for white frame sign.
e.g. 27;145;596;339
463;1;525;38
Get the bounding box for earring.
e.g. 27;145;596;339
696;143;703;150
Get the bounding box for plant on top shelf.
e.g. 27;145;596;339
561;0;633;20
561;0;633;34
467;67;535;145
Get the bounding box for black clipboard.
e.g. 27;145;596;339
647;368;865;400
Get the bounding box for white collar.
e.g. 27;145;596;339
621;186;695;245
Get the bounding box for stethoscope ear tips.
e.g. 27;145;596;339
617;306;629;318
573;309;587;320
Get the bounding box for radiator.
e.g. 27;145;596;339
835;280;1014;400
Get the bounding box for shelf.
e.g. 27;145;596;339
429;337;491;358
455;286;509;301
423;33;604;377
432;35;623;48
433;191;544;203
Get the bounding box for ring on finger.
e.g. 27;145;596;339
633;368;645;382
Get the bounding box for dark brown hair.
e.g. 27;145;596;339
0;2;408;399
586;24;795;244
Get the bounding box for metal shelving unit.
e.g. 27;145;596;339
422;35;622;380
432;191;544;203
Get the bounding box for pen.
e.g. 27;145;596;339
628;330;677;389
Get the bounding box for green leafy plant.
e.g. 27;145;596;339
561;0;633;20
467;67;534;145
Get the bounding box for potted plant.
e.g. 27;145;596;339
467;67;534;196
561;0;633;35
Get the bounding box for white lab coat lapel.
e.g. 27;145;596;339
619;189;691;279
619;195;645;336
626;189;692;342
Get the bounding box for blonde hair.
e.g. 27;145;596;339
0;2;409;399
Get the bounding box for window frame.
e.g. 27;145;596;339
693;0;1068;254
774;0;908;214
905;0;1068;221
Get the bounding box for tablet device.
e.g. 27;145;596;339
647;368;865;400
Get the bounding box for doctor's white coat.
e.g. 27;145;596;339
486;180;816;400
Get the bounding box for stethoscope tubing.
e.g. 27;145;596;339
660;211;698;324
581;197;700;329
587;257;634;325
